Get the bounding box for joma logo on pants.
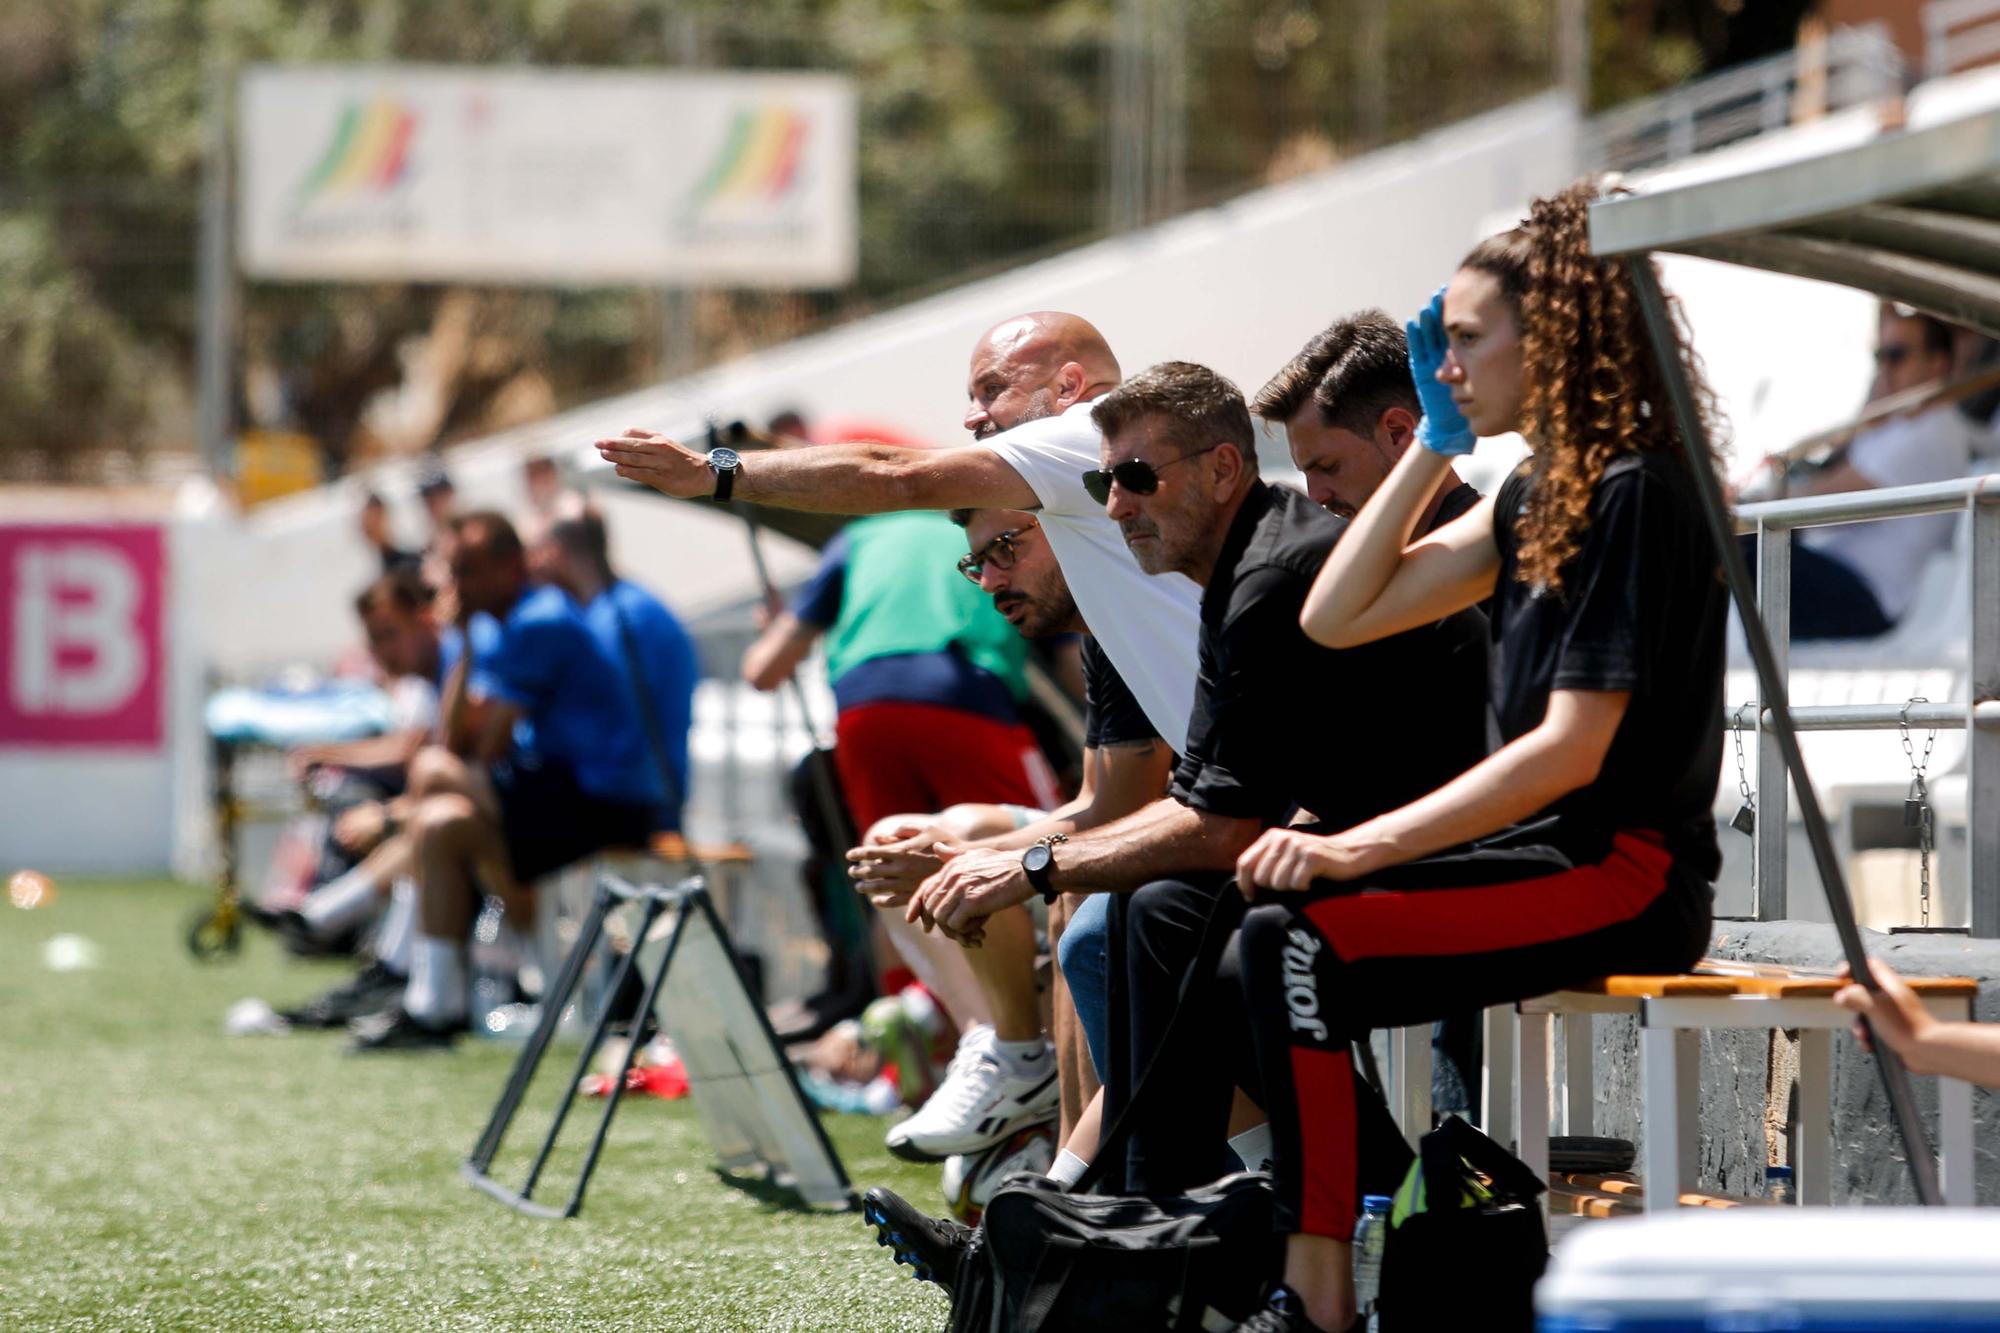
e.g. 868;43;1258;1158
1282;927;1327;1041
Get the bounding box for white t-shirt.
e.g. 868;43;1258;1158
977;400;1203;750
1807;405;1985;619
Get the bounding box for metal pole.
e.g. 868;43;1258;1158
195;61;235;479
1969;497;2000;936
1626;258;1942;1206
1754;520;1790;921
1556;0;1589;111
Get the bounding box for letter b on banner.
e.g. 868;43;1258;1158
0;525;165;747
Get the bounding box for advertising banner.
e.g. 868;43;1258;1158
0;524;166;749
238;64;858;287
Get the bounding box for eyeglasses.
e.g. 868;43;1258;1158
1080;444;1222;506
957;520;1041;582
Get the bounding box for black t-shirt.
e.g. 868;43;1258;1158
1170;482;1490;829
1081;636;1159;749
1491;450;1726;874
1432;480;1484;529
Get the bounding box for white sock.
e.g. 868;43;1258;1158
993;1035;1051;1077
1047;1148;1089;1188
300;866;381;938
405;936;467;1026
373;878;417;976
1229;1123;1274;1173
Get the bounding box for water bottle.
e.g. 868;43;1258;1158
1353;1194;1392;1329
469;897;519;1038
1764;1163;1796;1205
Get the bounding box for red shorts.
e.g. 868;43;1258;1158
833;702;1062;833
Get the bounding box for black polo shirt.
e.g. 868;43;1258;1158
1491;451;1726;874
1169;481;1490;829
1081;636;1158;749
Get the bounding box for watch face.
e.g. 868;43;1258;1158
710;447;742;470
1022;844;1053;874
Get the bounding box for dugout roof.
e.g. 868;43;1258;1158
1590;105;2000;337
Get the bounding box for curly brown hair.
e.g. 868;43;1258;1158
1462;180;1723;595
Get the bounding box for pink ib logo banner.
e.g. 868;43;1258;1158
0;525;166;747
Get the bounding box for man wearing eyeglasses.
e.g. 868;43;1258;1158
597;311;1203;753
848;507;1174;1166
907;361;1490;1197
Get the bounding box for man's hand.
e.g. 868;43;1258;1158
596;428;716;500
1235;827;1369;896
908;847;1035;942
848;831;962;908
333;802;390;855
1833;960;1936;1065
287;744;330;780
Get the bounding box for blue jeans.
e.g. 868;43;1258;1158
1057;893;1113;1082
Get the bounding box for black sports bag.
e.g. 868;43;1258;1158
946;1170;1281;1332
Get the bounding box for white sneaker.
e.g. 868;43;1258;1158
884;1025;1057;1162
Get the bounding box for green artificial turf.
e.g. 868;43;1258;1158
0;879;949;1331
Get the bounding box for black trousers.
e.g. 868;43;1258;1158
1108;874;1411;1205
1238;819;1712;1238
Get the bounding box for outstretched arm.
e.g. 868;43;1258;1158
596;430;1038;513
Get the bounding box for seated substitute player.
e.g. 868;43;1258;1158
352;511;664;1051
847;507;1174;1165
1227;184;1725;1332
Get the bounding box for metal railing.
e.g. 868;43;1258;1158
1584;23;1904;173
1927;0;2000;81
1731;473;2000;932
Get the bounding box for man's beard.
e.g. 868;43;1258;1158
975;387;1059;440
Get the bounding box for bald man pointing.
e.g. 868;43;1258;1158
598;313;1201;750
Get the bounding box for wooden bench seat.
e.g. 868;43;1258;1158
1462;958;1982;1217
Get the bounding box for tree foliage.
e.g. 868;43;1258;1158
0;0;1799;482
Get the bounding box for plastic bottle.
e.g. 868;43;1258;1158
1764;1163;1796;1205
1353;1193;1392;1329
469;897;520;1038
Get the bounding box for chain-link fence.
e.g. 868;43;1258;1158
0;1;1563;486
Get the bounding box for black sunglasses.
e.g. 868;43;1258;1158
1080;443;1223;506
957;520;1041;582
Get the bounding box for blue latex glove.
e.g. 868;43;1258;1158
1405;286;1476;457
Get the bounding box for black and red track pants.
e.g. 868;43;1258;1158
1239;818;1713;1239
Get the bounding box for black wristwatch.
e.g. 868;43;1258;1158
1021;833;1068;905
707;446;742;502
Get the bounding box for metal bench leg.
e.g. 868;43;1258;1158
1391;1024;1431;1149
1941;1073;1975;1206
1482;1004;1515;1149
1797;1028;1833;1206
1562;1012;1594;1136
1641;1027;1698;1213
1517;1009;1551;1212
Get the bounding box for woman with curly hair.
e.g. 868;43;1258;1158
1227;182;1726;1332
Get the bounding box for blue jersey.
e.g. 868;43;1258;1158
470;585;659;808
583;579;700;827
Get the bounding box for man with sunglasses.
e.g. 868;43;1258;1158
907;361;1489;1197
597;311;1203;753
1736;302;1983;640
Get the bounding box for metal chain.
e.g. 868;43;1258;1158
1900;696;1937;928
1731;701;1757;814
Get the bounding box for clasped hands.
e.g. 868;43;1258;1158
845;817;1033;946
